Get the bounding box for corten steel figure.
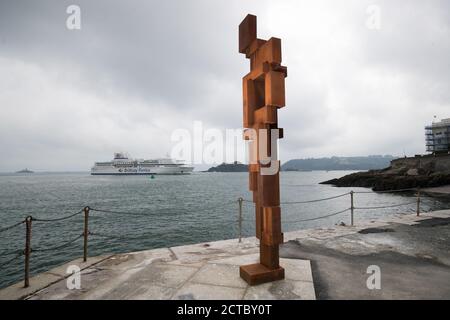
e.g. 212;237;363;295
239;14;287;285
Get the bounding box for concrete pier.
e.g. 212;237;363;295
1;210;449;300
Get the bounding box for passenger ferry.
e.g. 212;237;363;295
91;153;194;175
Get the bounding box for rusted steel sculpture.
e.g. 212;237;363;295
239;14;287;285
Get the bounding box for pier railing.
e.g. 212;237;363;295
0;187;440;289
236;188;423;243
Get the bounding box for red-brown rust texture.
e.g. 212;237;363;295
238;14;287;285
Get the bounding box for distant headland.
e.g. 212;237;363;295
206;162;248;172
16;168;34;174
206;155;396;172
281;155;395;171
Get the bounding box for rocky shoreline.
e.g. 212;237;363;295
320;169;450;191
320;155;450;191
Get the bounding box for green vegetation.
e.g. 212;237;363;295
206;162;248;172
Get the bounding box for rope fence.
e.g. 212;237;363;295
0;220;25;233
89;200;236;218
353;188;417;194
242;192;351;204
0;251;23;268
32;210;84;223
89;231;152;241
32;234;84;253
354;201;417;210
237;188;424;242
280;207;351;223
0;186;443;289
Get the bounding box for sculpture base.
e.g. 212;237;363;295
240;263;285;286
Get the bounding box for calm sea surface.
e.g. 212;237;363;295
0;171;449;288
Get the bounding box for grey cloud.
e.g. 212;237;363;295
0;0;449;171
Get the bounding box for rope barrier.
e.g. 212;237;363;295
281;192;350;204
193;200;236;213
281;207;351;223
33;209;83;222
89;207;150;217
0;248;23;256
89;200;236;218
90;217;241;242
0;251;23;268
32;233;84;253
418;192;450;198
354;201;417;210
242;192;350;204
0;220;25;233
89;231;148;241
353;188;418;194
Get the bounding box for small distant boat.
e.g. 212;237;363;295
16;168;34;174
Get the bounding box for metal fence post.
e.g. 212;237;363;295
83;207;90;262
238;197;243;243
24;216;32;288
416;188;421;216
350;191;354;226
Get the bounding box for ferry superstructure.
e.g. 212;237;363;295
91;153;194;175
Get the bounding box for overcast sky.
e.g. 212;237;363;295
0;0;449;171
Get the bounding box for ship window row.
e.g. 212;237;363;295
96;162;181;167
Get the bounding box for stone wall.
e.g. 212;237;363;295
391;154;450;173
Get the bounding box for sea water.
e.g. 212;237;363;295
0;171;448;288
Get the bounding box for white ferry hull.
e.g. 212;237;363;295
91;166;193;175
91;153;193;176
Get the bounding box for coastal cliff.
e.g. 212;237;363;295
321;154;450;191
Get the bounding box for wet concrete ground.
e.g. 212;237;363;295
0;236;316;300
282;213;450;299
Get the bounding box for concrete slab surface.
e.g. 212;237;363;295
0;255;113;300
21;251;315;300
282;210;450;299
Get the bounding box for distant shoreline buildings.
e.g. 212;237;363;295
425;118;450;154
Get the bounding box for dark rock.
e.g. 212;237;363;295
358;228;395;234
320;163;450;191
